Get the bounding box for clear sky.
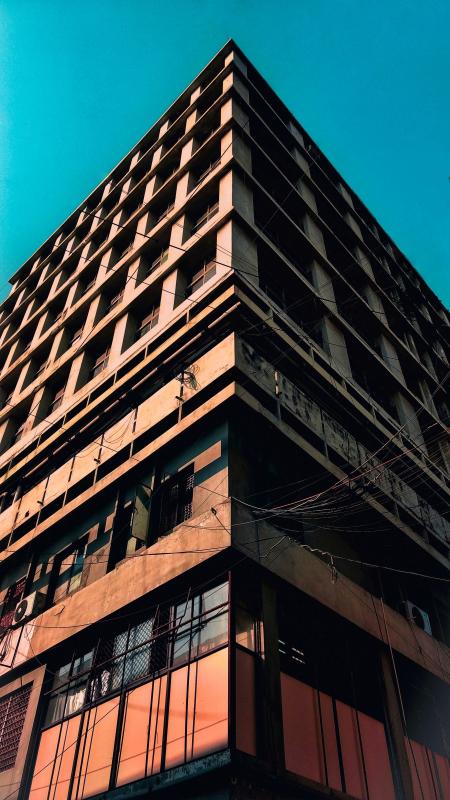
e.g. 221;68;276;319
0;0;449;306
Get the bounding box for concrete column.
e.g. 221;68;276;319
31;311;52;347
160;269;185;317
65;351;91;398
190;86;202;104
221;128;251;172
260;580;285;770
108;210;123;241
143;175;161;203
179;138;195;168
158;120;170;139
289;120;304;147
222;70;249;103
13;288;28;311
339;182;354;207
224;50;248;75
134;212;152;250
378;334;404;383
175;172;192;209
310;261;336;313
219;170;254;224
48;329;67;364
169;214;190;250
64;281;83;313
123;259;140;303
76;242;92;273
303;213;326;257
101;179;114;201
365;285;387;325
129;151;140;170
185;108;198;133
21;299;38;326
220;97;249;132
109;314;135;367
13;362;35;400
423;352;438;381
298;179;317;212
119;176;135;204
355;245;374;279
84;295;105;335
346;211;363;239
217;219;258;284
151;144;165;170
292;147;310;176
321;317;352;377
393;392;423;444
418;380;437;416
1;341;22;376
28;385;52;430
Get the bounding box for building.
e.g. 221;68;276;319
0;39;449;800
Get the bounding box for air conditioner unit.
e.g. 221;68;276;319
404;601;432;636
13;591;46;626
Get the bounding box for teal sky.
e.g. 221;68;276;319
0;0;449;306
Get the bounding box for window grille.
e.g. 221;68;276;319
49;385;66;414
191;201;219;233
158;466;194;535
0;577;26;631
150;249;169;272
0;684;32;772
137;306;159;339
90;348;110;379
108;290;124;311
186;259;216;297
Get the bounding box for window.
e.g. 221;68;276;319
90;347;110;379
195;157;220;186
136;306;159;339
12;421;26;445
191;201;219;233
70;326;84;346
0;577;26;631
49;384;66;414
84;276;96;293
186;258;216;297
150;248;169;272
50;539;87;604
157;465;194;536
156;201;175;224
108;289;124;311
0;684;32;772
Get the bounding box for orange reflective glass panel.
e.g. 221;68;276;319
235;648;257;756
318;692;342;792
30;716;81;800
192;647;228;759
72;699;119;799
116;675;167;786
281;673;325;784
407;739;441;800
165;665;190;769
358;710;395;800
336;700;366;799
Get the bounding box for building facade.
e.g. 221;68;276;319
0;40;449;800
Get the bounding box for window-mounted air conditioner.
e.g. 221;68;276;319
404;601;432;636
13;591;46;626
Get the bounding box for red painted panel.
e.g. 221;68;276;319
358;710;395;800
281;673;325;784
116;675;167;786
235;648;257;756
406;739;438;800
434;752;450;799
192;648;228;758
336;700;366;799
318;692;341;792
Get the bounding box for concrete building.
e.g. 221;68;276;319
0;40;449;800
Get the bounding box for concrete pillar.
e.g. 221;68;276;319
310;261;336;313
418;380;437;416
1;341;22;376
298;179;317;212
119;176;135;204
224;49;248;75
129;151;140;170
321;317;352;377
161;269;185;317
109;314;135;367
339;182;354;208
64;281;83;313
158;119;170;139
169;214;190;250
355;246;374;279
292;147;310;176
175;173;193;209
21;299;38;326
217;219;258;284
289;120;304;147
365;285;387;325
76;242;92;273
190;86;202;104
179;138;195;169
346;211;363;239
28;385;52;430
221;128;251;172
48;329;67;364
185;108;198;133
143;175;161;203
134;212;152;250
65;351;91;398
151;144;165;170
101;179;114;201
84;295;105;335
13;361;35;400
423;352;438;381
219;170;254;224
378;334;404;383
303;213;326;257
393;392;423;444
222;70;249;103
220;97;249;132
